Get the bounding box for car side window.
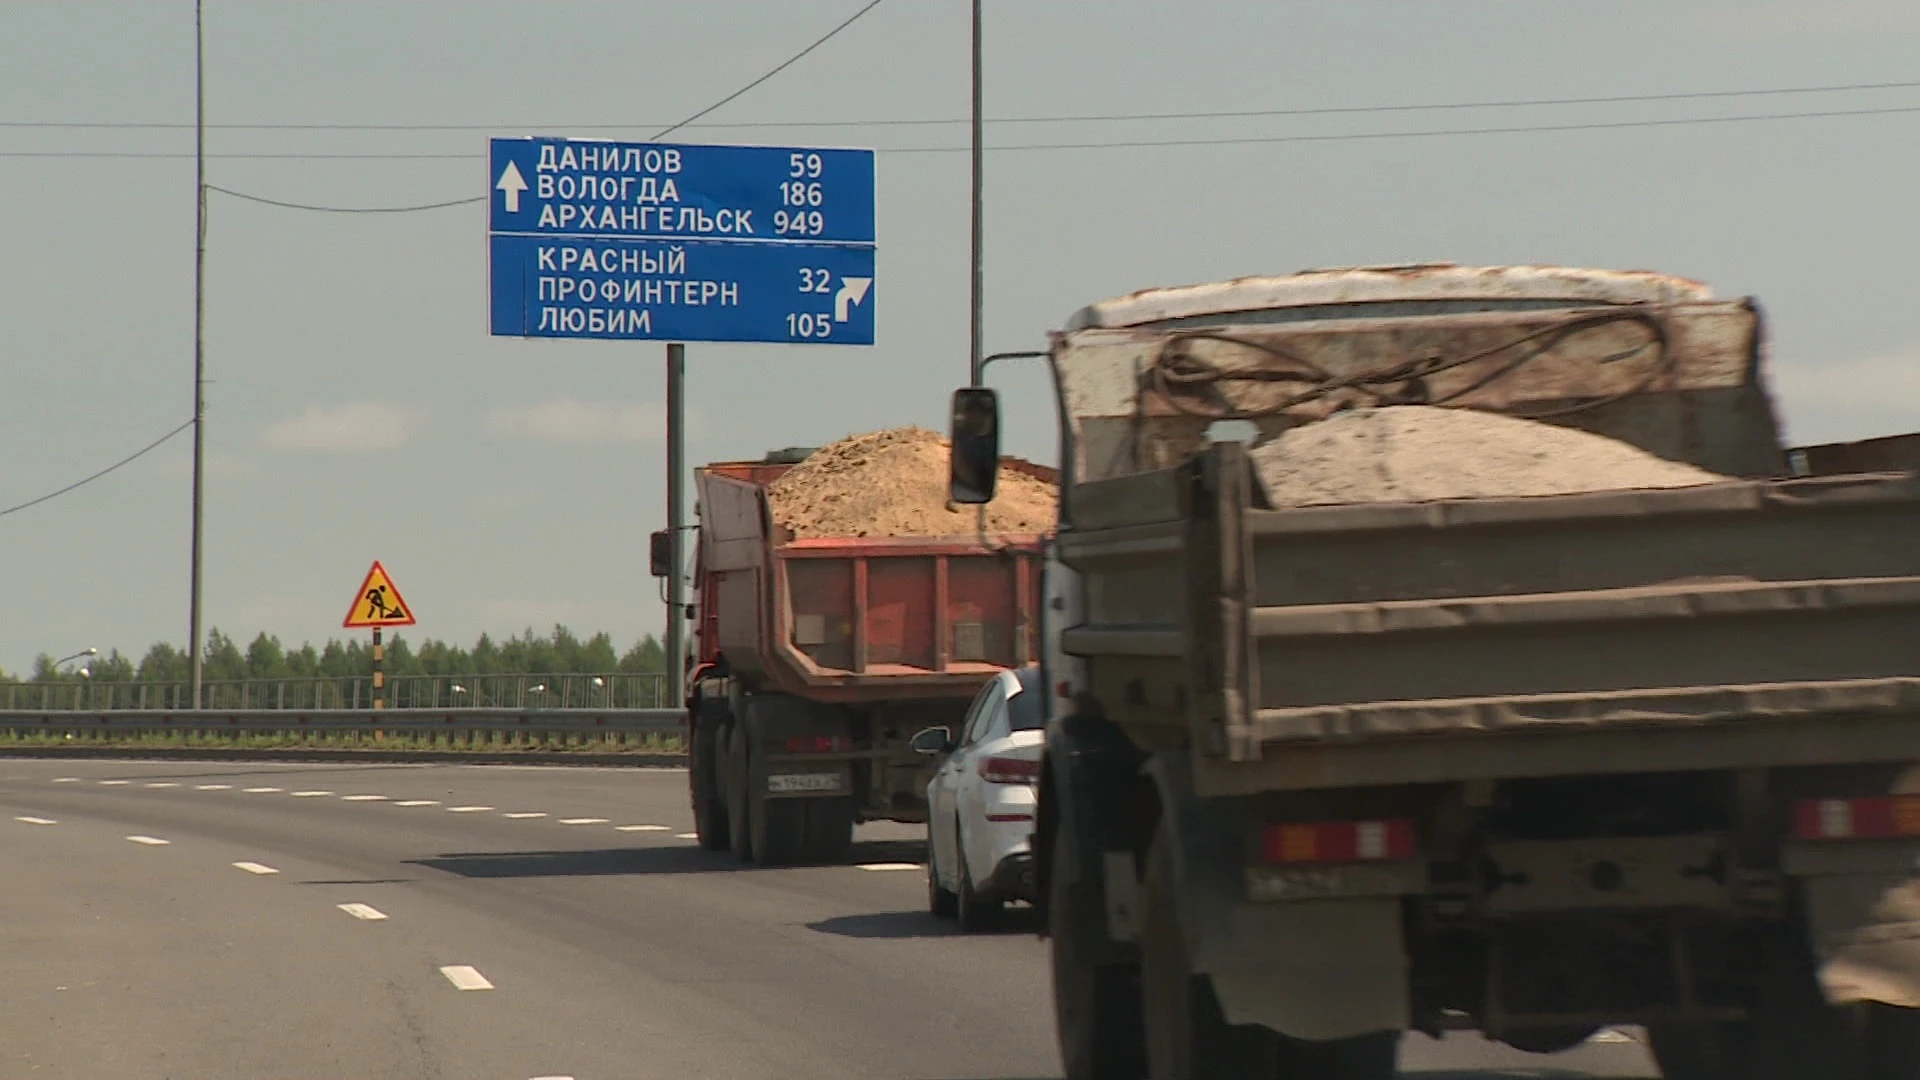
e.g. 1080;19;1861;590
963;684;1007;746
954;682;996;749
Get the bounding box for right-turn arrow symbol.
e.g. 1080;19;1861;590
834;277;873;322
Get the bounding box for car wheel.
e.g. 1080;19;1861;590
955;822;1004;933
928;819;958;917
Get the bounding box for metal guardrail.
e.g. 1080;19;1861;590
0;672;669;712
0;707;686;739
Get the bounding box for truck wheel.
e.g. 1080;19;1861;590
802;798;855;864
956;823;1004;933
691;718;730;852
1050;817;1146;1079
1647;920;1897;1080
725;723;753;860
1142;823;1283;1078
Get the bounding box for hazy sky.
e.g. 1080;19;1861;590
3;0;1918;675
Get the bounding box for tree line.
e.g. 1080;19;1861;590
4;625;667;685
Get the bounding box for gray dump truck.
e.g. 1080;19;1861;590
947;264;1920;1079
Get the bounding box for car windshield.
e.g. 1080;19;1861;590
1008;668;1046;731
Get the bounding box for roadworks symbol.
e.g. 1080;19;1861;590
342;560;417;628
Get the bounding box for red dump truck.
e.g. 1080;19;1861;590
658;447;1052;866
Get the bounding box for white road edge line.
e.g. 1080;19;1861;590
194;784;233;790
446;806;494;813
503;812;547;819
559;818;609;825
856;863;922;871
14;816;56;826
233;862;279;875
341;795;388;802
395;800;440;807
616;824;669;832
337;903;389;921
439;965;494;991
126;835;170;846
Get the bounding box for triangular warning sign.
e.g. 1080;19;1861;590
342;560;417;629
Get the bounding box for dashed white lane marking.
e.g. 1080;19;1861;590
559;818;609;825
673;832;699;840
144;782;180;789
395;800;440;807
341;795;388;802
529;1075;577;1080
447;806;495;813
439;965;494;991
337;903;389;921
97;780;130;786
52;777;80;783
242;787;283;794
1589;1028;1638;1044
503;812;547;819
616;824;669;832
14;816;57;826
291;791;335;798
126;835;170;846
233;862;279;875
856;863;922;872
194;784;233;790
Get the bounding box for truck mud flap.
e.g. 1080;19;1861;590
1790;840;1920;1009
1148;752;1411;1041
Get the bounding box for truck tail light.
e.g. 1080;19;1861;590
1262;819;1418;865
981;756;1041;785
1793;797;1920;840
783;735;849;754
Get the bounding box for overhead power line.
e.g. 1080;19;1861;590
0;418;195;519
190;0;886;214
5;76;1918;132
651;0;886;140
8;102;1919;165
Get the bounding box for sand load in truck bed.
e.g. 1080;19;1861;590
1249;405;1727;508
767;426;1058;539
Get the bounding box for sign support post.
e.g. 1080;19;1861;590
666;342;687;708
371;627;385;711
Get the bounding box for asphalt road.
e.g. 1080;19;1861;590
0;760;1661;1079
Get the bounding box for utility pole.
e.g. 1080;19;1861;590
968;0;984;386
188;0;208;709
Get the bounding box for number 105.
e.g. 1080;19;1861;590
787;313;833;339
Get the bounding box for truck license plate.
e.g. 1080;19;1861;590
766;772;843;794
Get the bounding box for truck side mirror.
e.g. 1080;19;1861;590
648;530;672;578
949;386;1000;505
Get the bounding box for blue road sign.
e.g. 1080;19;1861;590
487;137;876;346
489;235;875;345
489;138;875;245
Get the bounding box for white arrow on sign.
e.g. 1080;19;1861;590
496;161;528;213
835;277;873;322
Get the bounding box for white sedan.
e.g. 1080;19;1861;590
914;665;1046;931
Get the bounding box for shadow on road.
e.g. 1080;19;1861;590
408;838;927;879
809;906;1044;940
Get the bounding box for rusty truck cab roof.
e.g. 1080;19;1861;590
1062;264;1717;331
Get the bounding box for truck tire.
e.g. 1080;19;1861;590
725;723;753;860
1646;920;1920;1080
1141;822;1396;1080
691;717;730;852
1050;814;1146;1079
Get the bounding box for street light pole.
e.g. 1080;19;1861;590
188;0;208;709
968;0;984;386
